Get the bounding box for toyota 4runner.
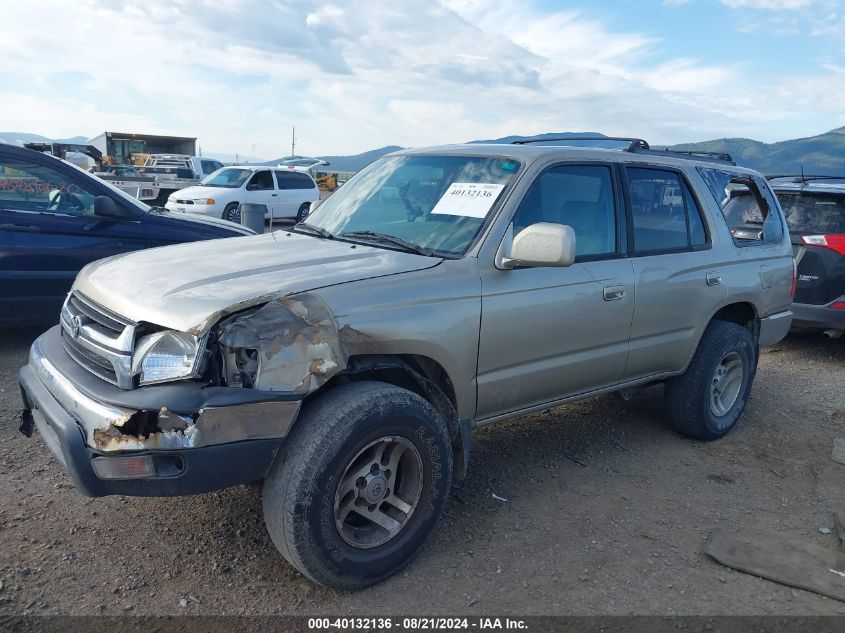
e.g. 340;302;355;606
18;137;795;589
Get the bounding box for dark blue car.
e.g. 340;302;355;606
0;143;253;325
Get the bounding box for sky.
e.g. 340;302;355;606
1;0;843;159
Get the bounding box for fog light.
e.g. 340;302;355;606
91;455;155;480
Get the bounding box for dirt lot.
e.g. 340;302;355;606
0;327;843;616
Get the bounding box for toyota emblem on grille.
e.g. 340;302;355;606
70;315;82;339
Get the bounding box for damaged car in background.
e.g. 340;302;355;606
19;138;794;590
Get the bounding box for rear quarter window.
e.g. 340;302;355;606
698;167;785;246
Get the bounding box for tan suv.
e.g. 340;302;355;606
19;137;795;589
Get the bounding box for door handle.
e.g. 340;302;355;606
706;272;723;286
603;284;626;301
271;193;278;197
0;223;39;233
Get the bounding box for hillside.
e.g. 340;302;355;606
0;131;87;146
2;128;843;174
664;127;845;175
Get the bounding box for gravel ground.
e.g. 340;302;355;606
0;327;843;616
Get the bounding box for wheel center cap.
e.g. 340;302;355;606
361;473;388;504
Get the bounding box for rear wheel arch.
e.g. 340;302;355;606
710;301;760;342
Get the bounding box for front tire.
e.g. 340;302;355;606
665;320;757;441
262;381;452;590
222;202;240;223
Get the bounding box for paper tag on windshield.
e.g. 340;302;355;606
430;183;505;219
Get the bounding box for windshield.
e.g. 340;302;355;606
304;154;521;256
775;191;845;235
200;168;251;188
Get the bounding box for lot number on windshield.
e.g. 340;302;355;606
431;182;505;219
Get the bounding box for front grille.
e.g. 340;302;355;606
62;333;118;384
60;292;136;389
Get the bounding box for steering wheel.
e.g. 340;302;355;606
47;190;86;213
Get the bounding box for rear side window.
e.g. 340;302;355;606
698;167;784;246
626;168;708;253
512;164;617;258
275;171;315;190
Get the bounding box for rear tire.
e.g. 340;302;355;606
296;202;310;222
223;202;240;223
262;381;452;590
665;320;757;441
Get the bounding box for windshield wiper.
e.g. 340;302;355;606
292;221;334;239
340;230;433;256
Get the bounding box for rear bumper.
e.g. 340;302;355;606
18;327;301;497
758;310;793;347
791;300;845;331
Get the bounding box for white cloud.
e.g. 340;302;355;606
0;0;842;157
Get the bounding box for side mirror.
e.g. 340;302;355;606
93;196;133;219
501;222;576;269
307;199;322;215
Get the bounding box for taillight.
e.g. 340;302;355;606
791;257;797;298
802;234;845;255
831;302;845;310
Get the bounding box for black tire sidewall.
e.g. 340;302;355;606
303;398;450;584
698;327;756;436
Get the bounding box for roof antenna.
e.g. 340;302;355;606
800;165;806;185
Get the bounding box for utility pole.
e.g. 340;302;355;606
291;126;296;158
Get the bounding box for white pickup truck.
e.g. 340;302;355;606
141;154;224;204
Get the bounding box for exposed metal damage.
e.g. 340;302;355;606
77;292;340;452
217;293;347;394
91;401;301;452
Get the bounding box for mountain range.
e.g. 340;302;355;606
2;128;843;175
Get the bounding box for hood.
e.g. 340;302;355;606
147;208;253;235
74;231;441;333
170;185;224;199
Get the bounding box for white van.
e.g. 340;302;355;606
165;166;320;223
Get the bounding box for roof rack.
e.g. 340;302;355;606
767;174;845;183
510;136;734;165
512;136;650;151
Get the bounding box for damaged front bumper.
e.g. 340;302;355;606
18;326;302;497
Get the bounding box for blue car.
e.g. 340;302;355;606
0;144;253;325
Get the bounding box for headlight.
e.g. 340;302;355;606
192;198;215;205
132;331;201;385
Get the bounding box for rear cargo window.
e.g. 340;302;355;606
698;167;784;246
775;192;845;235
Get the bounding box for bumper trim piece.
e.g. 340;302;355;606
758;310;793;348
20;362;286;497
